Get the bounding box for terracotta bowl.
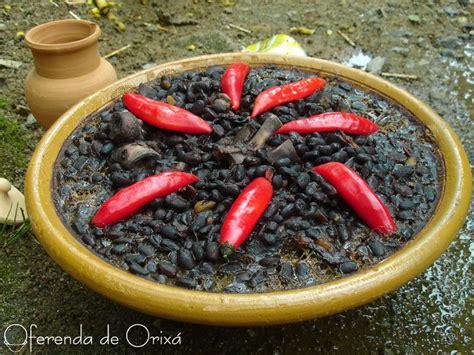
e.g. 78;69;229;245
25;53;472;326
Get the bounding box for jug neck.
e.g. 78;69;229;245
25;19;102;79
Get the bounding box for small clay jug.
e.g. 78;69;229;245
25;19;117;129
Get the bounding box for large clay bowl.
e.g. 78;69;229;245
25;53;472;326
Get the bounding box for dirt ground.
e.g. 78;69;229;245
0;0;472;353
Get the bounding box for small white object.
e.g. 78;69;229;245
0;178;28;225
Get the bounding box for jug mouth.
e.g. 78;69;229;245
25;19;100;52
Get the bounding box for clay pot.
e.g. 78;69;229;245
24;19;117;129
25;53;471;325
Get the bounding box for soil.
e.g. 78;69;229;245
0;0;472;353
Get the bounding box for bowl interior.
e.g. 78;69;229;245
25;53;472;326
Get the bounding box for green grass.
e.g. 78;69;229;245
0;113;30;181
1;205;31;246
0;96;8;109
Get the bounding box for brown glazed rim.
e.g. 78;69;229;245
25;19;100;52
25;53;472;326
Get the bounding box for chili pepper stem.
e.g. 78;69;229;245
220;242;235;258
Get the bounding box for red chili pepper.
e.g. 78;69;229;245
221;63;250;110
250;77;326;118
275;112;379;135
123;93;212;134
220;177;273;253
92;172;198;228
312;162;397;235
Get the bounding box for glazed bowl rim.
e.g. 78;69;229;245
25;53;472;326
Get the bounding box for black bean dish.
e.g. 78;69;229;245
53;65;442;293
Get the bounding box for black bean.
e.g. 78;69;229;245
160;225;178;240
295;199;306;212
320;181;337;196
314;209;329;223
279;167;298;178
147;261;158;273
313;192;330;204
395;184;413;197
178;249;196;270
176;277;197;289
331;150;349;163
318;145;333;155
398;210;414;220
309;137;326;146
314;156;332;165
220;262;242;273
164;194;189;211
272;175;283;188
149;235;162;248
255;165;271;177
394;165;415;179
181;152;202;165
73;156;88;171
356;153;372;163
208;186;223;200
159;261;177;277
110;243;127;256
161;238;180;251
259;256;281;267
337;224;350;242
340;261;358;274
296;144;309;155
249;270;266;287
65;145;78;156
225;283;247;293
155;275;167;284
262;234;278;246
295;262;310;279
110;171;131;188
275;158;291;168
154;209;166;221
244;156;261;167
138;245;155;257
399;199;415;210
266;221;278;232
351;101;367;111
211;99;230;112
263;203;279;219
302;151;319;161
368;240;385;257
280;262;294;279
219;183;240;197
296;173;311;189
100;143;114;156
82;234;96;246
129;263;149;276
255;148;271;164
206;241;220;261
424;186;437;202
125;253;143;265
200;262;214;274
304;181;318;195
280;203;295;217
192;242;204;261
